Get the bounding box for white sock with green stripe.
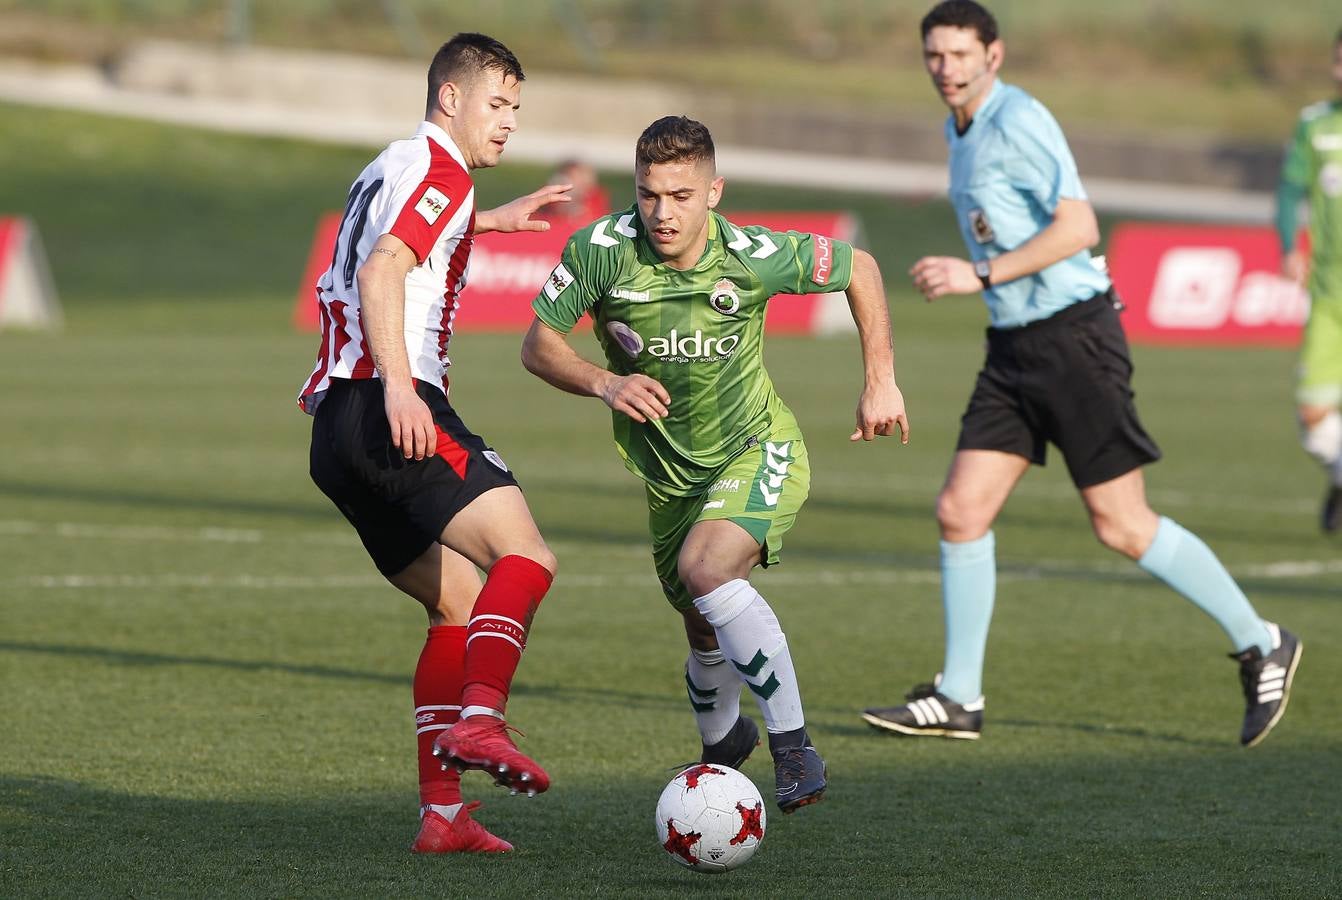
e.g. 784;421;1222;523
686;648;742;745
692;579;804;734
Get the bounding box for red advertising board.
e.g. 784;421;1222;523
293;211;859;333
1108;222;1308;347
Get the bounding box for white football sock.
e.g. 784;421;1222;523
692;579;804;734
686;647;743;745
424;802;464;823
1301;410;1342;471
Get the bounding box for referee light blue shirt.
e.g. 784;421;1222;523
946;80;1110;328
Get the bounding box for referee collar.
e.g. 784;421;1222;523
415;120;469;171
949;79;1006;138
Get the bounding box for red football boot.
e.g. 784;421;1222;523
410;804;513;854
432;717;551;796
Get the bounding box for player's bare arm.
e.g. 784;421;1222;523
846;249;910;443
521;318;670;423
356;232;435;460
1281;247;1310;285
910;197;1099;300
475;183;575;234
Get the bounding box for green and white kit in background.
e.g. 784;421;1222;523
530;206;853;609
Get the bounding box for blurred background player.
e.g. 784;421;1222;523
1276;28;1342;534
860;1;1301;748
297;33;571;853
521;116;909;813
536;158;611;229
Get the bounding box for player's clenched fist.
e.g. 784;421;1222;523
601;373;671;423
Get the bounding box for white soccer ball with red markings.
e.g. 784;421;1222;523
655;763;766;873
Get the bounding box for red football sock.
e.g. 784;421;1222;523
460;555;553;715
413;625;465;807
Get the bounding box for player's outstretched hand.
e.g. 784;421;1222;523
477;183;574;234
1282;248;1309;286
383;385;436;460
850;380;909;444
910;255;980;300
601;374;671;423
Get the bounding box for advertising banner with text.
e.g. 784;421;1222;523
1108;222;1308;347
294;211;860;334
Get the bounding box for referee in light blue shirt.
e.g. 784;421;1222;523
861;0;1300;748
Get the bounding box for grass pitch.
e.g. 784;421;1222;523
1;104;1338;898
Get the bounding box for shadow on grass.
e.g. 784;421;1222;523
2;741;1337;898
0;641;681;711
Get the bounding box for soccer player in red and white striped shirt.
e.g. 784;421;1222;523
298;33;571;854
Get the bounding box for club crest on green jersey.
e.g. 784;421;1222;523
709;278;742;315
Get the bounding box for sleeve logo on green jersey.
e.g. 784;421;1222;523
812;234;832;285
709;278;741;315
727;226;779;259
543;262;574;301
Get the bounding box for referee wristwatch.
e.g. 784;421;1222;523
974;258;992;290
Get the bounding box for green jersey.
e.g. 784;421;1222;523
531;206;854;495
1281;99;1342;298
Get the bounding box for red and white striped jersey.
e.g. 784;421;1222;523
299;121;476;413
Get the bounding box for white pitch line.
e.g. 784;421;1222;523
7;557;1339;592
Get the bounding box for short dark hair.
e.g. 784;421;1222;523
426;33;524;110
635;117;715;169
921;0;999;46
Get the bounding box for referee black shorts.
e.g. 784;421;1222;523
956;292;1162;489
308;377;519;576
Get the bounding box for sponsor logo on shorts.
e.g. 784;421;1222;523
968;208;995;244
757;441;792;507
483;450;509;472
702;499;726;510
543;262;574;301
812;234;832;284
415;186;450;224
709;278;741;315
606;321;644;358
709;477;742;494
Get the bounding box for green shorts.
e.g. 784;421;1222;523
646;431;810;611
1298;297;1342;407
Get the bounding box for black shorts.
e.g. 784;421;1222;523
309;378;519;576
956;293;1162;488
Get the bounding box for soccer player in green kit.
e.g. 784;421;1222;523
521;116;909;812
1277;28;1342;533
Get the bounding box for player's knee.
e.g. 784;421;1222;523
936;490;988;540
521;543;558;578
1089;513;1146;559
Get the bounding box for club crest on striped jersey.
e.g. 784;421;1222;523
709;278;741;315
415;186;450;224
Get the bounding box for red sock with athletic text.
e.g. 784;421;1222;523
459;555;553;716
413;625;465;807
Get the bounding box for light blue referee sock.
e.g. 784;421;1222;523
1138;516;1272;655
937;532;996;705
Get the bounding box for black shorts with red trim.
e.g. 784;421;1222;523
309;377;519;576
956;292;1162;489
